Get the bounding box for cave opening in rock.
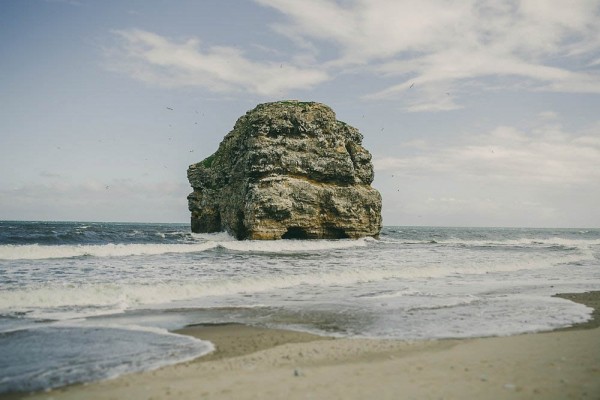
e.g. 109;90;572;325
235;211;249;240
324;228;350;239
324;227;350;239
281;227;309;240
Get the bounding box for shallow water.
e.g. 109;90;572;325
1;222;599;393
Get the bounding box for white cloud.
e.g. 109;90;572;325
106;29;329;96
537;110;559;120
43;0;82;5
375;124;600;185
105;2;600;107
257;0;472;62
373;119;600;226
257;0;600;110
0;179;191;222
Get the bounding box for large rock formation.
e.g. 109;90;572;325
187;101;382;240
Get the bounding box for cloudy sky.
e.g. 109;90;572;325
2;0;599;227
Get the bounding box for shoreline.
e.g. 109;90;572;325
554;292;600;330
174;323;332;362
6;291;600;399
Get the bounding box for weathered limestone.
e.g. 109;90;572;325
187;101;382;240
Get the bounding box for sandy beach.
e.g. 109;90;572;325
7;291;600;400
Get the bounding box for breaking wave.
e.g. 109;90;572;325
0;238;369;260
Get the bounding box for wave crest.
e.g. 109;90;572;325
0;237;369;260
0;243;218;260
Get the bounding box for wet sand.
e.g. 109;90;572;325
175;323;332;361
9;291;600;400
554;291;600;330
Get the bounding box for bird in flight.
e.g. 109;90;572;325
166;107;173;110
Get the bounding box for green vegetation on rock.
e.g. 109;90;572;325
202;154;216;168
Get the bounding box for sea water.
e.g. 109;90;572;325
0;221;599;393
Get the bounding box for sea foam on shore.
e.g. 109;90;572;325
14;292;600;400
1;222;599;394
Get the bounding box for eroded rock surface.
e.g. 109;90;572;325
187;101;382;240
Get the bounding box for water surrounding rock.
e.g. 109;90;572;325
187;101;382;240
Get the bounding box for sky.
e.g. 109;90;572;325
1;0;599;227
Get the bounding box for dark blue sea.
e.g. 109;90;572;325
1;221;599;394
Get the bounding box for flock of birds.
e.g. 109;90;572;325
102;94;441;224
165;105;201;153
82;105;204;191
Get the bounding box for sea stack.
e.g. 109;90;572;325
187;101;382;240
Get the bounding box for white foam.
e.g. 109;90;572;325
0;236;368;260
381;236;600;248
0;242;219;260
0;251;572;320
219;238;368;252
190;231;236;241
0;269;395;317
357;294;594;340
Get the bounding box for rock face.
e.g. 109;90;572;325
187;101;382;240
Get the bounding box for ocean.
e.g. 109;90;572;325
1;221;599;394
